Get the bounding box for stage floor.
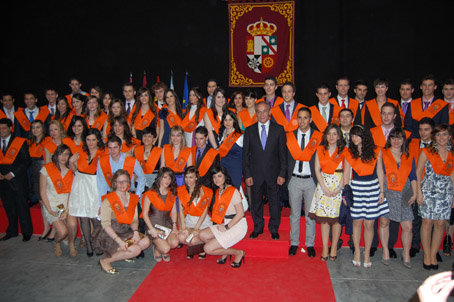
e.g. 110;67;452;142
0;234;452;301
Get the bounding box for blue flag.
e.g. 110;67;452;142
169;70;174;90
182;72;189;109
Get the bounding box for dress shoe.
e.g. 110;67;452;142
249;231;262;239
336;239;343;251
431;264;439;270
0;234;17;241
271;232;279;240
436;252;443;262
423;263;431;270
369;247;377;257
289;245;298;256
38;229;52;241
22;234;32;242
389;248;397;259
231;251;245;268
410;247;419;258
307;247;316;258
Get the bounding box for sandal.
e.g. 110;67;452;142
186;255;194;260
162;254;170;262
198;253;206;260
99;260;119;275
217;255;229;264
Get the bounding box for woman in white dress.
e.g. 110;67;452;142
67;128;106;257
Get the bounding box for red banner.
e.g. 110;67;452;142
228;0;295;87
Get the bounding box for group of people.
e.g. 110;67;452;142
0;74;453;273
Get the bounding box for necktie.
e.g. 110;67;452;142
384;129;390;140
261;125;267;150
322;106;327;121
341;99;346;108
423;142;429;148
423;102;430;111
50;108;55;115
285;104;291;121
196;149;202;165
402;102;408;115
127;103;132;114
28;111;34;122
344;132;349;146
2;139;6;153
298;134;305;172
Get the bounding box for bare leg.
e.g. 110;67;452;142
378;217;390;260
320;223;329;258
352;219;362;263
80;217;93;254
40;204;51;238
400;220;412;263
363;220;375;264
420;218;434;265
330;223;342;258
203;238;244;263
53;220;68;257
431;220;446;265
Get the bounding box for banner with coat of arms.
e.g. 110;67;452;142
228;0;295;87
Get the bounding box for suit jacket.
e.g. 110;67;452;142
309;103;336;132
271;101;298;124
243;121;287;185
195;145;220;187
404;98;449;138
286;128;318;185
0;135;31;191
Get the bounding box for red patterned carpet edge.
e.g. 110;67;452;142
130;247;335;302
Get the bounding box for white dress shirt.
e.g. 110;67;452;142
258;120;270;137
293;128;311;176
24;107;39;120
318;103;330;122
125;99;135;112
1;134;11;151
3;107;15;122
337;95;349;108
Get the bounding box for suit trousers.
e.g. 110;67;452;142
0;182;33;236
288;176;316;247
250;180;281;233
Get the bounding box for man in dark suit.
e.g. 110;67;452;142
193;126;220;187
0;118;33;241
286;107;321;256
243;102;287;240
309;84;340;133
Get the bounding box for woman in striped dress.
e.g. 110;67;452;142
343;125;389;268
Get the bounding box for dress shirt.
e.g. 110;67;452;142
292;128;311;176
3;107;15;122
1;134;11;152
420;140;431;148
265;95;277;107
357;99;365;110
96;153;145;203
206;95;213;108
381;125;394;140
422;97;435;110
196;145;207;164
337;95;349;108
283;100;295;117
48;104;57;115
318;103;330;122
157;101;165;109
258;120;270;138
24;107;39;120
125;100;135;112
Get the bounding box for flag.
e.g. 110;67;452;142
182;72;189;109
169;70;174;90
156;75;160;83
142;70;147;88
129;72;133;83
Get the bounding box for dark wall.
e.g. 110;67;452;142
1;0;453;107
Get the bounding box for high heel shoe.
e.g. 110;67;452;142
320;256;328;262
363;262;372;268
231;251;245;268
352;260;361;267
99;261;119;275
423;263;432;270
87;251;94;257
38;229;52;241
217;255;230;264
443;235;452;256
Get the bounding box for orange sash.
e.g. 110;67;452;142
449;107;454;125
65;92;90;109
317;145;344;174
54;111;74;130
286;130;322;161
0;109;6;119
370;127;411;148
126;103;137;123
211;186;236;224
14;107;50;132
382;148;413;191
121;137;141;153
218;132;241;158
99;155;136;186
182;107;206;133
29;137;49;159
62;137;83;154
44;162;74;194
105;192;139;224
206;109;221;134
163;145;191;173
423;148;454;176
329;97;359;119
410;98;448;121
238;110;257;129
86;111;107;130
345;148;380;176
134;146;162;174
309;105;340;132
362;98;403;127
270;103;305;132
44;139;59;154
166;110;183;128
133;109;155;131
256;96;284;107
78;149;104;175
177;185;213;216
142;190;176;212
192;147;218;177
0;137;26;164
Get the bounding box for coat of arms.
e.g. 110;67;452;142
246;18;277;74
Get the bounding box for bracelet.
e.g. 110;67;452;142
225;224;230;230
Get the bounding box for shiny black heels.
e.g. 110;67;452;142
231;251;245;268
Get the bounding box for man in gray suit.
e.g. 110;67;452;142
243;102;287;240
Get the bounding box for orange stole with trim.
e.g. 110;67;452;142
344;148;380;176
105;192;139;224
44;162;74;194
133;109;155;131
211;186;236;224
29;137;49;159
329;97;359;119
238;110;257;128
410;98;448;121
218;132;241;158
317;145;344;174
177;185;213;216
286;130;322;161
382;148;413;191
78;149;104;175
163;145;191;173
141;190;177;218
99;155;136;186
86;111;107;130
309;105;340;133
192;147;218;177
423;148;454;176
0;137;26;164
134;146;162;174
271;103;305;132
182;107;206;133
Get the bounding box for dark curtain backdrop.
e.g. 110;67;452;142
1;0;453;107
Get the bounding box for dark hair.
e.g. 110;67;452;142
321;124;345;152
151;82;168;92
229;91;246;110
373;78;389;88
429;124;452;154
90;85;103;97
421;74;437;85
400;79;413;88
282;81;296;93
111;169;131;191
381;102;397;115
131;87;157;128
264;76;277;86
339;108;354;118
108;98;126;123
419;117;435;129
348;125;377;162
24;91;38;99
354;80;368;89
142;125;157;138
164;89;184;118
336;77;350;85
384;128;409;157
107;134;122;147
210;165;233;189
244;90;257;99
67;115;88;140
316;83;330;92
443;78;454;88
0;118;13;127
151;167;177;196
219;110;242;137
207;78;218;86
54;96;71;121
71;93;87;113
82;128;105;156
52;144;72;171
195;126;209;137
183;87;204;123
84;95;102;118
111;115;133;146
122;82;135;91
297;106;312;118
183;166;203;210
29;120;47;144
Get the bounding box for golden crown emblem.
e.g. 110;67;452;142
247;18;277;36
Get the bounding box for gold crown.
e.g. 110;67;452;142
247;18;277;36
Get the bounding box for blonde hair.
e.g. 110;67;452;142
170;125;186;150
49;120;67;138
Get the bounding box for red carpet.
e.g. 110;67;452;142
130;247;336;302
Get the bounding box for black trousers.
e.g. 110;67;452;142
372;219;401;249
411;203;422;250
0;183;33;236
250;180;281;233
